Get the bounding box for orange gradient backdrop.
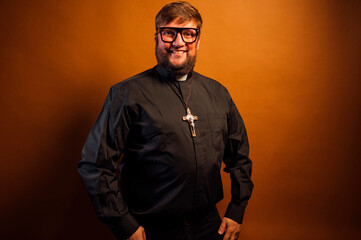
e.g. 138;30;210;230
0;0;360;239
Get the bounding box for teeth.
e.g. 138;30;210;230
172;51;184;53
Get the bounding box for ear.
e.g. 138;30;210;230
154;33;159;44
196;38;201;50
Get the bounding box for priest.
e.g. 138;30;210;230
78;2;253;240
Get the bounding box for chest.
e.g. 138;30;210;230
132;81;229;140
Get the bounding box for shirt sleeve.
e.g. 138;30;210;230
223;97;254;224
77;85;139;240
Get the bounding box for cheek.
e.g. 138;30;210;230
188;46;197;55
157;40;171;50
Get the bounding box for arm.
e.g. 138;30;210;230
78;86;139;240
219;98;253;238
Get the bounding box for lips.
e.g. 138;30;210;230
168;49;187;54
168;50;187;60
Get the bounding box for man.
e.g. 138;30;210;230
78;2;253;240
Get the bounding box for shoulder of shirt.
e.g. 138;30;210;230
193;71;230;94
110;68;155;90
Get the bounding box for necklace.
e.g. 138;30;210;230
165;77;198;137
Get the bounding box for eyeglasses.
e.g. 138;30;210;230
157;27;199;43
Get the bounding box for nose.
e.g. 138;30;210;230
172;32;185;46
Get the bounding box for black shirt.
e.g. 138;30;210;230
78;66;253;239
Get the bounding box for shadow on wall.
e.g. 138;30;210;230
0;79;117;239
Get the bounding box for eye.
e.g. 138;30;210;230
162;29;176;37
183;29;196;37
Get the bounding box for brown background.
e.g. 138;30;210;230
1;0;360;239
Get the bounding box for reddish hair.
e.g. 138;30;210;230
155;1;203;30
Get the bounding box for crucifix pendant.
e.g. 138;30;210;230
182;107;198;137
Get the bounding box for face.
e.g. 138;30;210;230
155;18;200;75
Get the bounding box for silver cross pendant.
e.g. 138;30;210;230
182;108;198;137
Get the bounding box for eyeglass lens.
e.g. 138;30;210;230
160;28;198;43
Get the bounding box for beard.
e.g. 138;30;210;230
155;41;197;75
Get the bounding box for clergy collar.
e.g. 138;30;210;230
155;65;193;82
176;74;188;81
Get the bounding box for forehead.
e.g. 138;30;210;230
159;17;197;28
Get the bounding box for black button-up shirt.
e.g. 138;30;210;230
78;66;253;239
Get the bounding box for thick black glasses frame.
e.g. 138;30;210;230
157;27;200;43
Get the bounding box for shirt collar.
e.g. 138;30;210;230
155;65;193;82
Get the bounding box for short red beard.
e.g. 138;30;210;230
155;40;197;75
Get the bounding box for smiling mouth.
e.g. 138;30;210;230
168;50;187;54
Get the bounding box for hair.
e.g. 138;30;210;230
155;1;203;30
